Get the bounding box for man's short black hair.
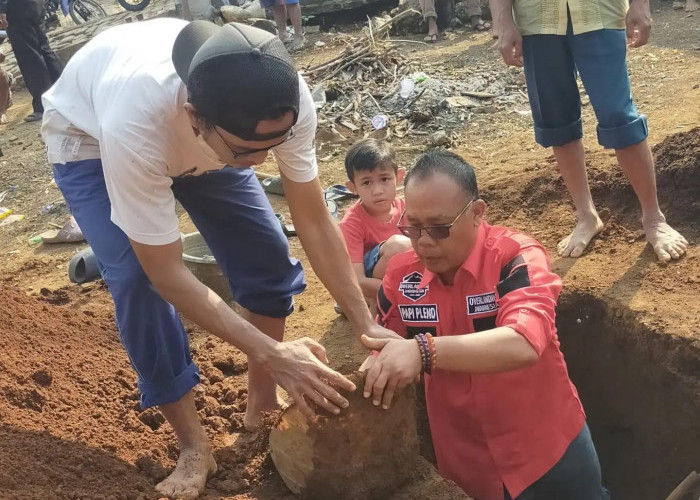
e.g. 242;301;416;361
405;150;479;200
344;138;398;182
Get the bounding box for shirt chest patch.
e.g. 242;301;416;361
398;271;428;301
399;304;439;323
466;292;498;315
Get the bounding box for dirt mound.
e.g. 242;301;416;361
0;288;274;499
0;289;472;499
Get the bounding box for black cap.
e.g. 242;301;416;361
172;21;300;141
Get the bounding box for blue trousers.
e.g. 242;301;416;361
522;16;648;150
504;423;610;500
53;159;306;408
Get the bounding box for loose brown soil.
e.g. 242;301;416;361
0;1;698;499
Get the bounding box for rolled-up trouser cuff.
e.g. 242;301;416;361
139;361;200;409
534;117;583;148
596;114;648;150
419;0;437;19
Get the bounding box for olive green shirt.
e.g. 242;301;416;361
513;0;629;35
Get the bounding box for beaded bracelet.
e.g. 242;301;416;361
414;334;431;374
415;334;427;371
425;333;437;374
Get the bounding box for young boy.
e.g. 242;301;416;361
339;139;412;310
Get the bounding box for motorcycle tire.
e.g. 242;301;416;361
117;0;151;11
69;0;107;24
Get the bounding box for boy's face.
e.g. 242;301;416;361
346;163;404;217
403;173;485;283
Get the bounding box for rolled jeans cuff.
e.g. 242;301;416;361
138;361;200;409
596;114;648;150
534;117;583;148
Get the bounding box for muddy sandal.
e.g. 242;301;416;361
423;33;438;43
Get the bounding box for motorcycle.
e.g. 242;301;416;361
44;0;106;29
117;0;151;12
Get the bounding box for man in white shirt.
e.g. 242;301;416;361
42;19;396;499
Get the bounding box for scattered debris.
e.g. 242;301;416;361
298;10;529;148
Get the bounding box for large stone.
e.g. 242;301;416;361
269;372;420;500
220;5;250;22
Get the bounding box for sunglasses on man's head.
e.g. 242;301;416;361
397;199;474;240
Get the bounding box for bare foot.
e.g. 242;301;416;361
643;216;688;263
243;396;283;432
155;445;217;499
686;0;699;11
557;215;605;258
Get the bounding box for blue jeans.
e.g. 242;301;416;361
53;159;306;408
522;14;648;150
504;423;610;500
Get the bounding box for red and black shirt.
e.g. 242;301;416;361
378;222;585;500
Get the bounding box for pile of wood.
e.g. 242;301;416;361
302;10;420;140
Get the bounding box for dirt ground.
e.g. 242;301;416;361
0;2;698;499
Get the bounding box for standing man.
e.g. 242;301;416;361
42;19;395;499
492;0;688;262
0;0;62;122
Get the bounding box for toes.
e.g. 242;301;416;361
655;246;672;263
174;486;201;500
570;242;588;258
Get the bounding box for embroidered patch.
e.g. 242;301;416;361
399;304;439;323
466;292;498;315
398;271;427;301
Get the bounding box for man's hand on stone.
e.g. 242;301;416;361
626;0;652;48
265;337;356;418
360;335;422;410
496;21;523;67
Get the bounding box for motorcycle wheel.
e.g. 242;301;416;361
117;0;151;11
69;0;107;24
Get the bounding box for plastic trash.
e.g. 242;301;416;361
371;114;388;130
311;85;327;109
399;78;415;99
412;72;428;83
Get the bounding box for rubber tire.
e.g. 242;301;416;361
69;0;106;24
117;0;151;11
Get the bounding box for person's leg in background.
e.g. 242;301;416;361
285;0;304;50
53;159;215;499
522;19;604;259
6;14;49;119
464;0;490;31
33;1;63;83
419;0;439;41
573;28;688;262
0;65;12;124
171;167;306;431
267;0;290;43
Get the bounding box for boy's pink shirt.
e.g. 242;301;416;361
339;198;406;262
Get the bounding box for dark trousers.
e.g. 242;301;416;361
6;0;63;112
